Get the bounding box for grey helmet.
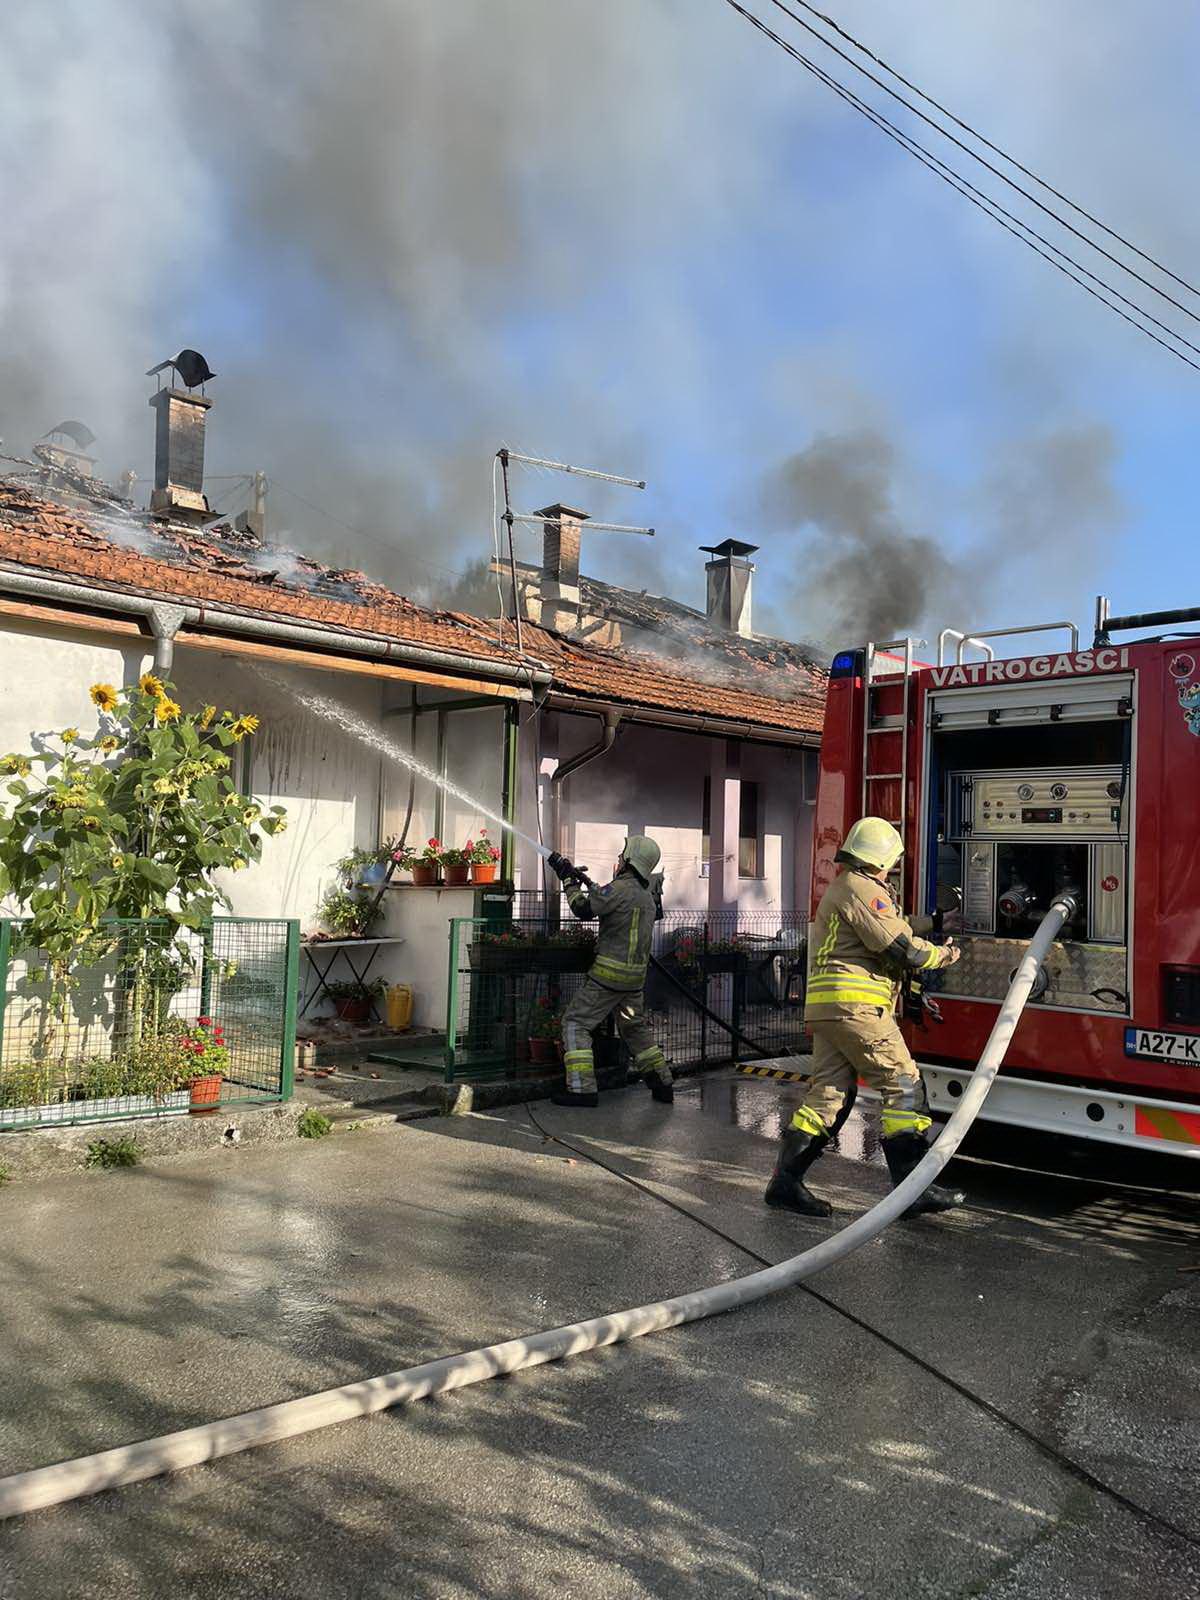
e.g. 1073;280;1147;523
620;835;662;884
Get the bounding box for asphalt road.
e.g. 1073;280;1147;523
0;1071;1196;1599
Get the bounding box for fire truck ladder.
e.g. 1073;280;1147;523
861;638;915;904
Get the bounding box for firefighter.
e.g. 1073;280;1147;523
545;836;675;1108
765;816;964;1219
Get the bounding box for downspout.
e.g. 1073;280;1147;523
0;566;553;689
546;710;621;898
148;604;187;673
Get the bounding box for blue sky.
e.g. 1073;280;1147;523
3;0;1197;650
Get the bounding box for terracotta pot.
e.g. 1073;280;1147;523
189;1073;223;1114
470;862;498;884
334;996;372;1025
528;1037;557;1065
443;863;471;886
410;864;441;886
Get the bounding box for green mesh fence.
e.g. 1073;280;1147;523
446;908;808;1084
0;917;299;1130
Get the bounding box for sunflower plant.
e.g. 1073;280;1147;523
0;676;285;1059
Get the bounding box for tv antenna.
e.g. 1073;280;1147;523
493;448;654;650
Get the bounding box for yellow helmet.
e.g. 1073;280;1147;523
837;816;904;873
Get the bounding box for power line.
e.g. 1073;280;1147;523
768;0;1200;301
720;0;1200;373
748;0;1200;328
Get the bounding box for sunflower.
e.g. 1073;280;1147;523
231;857;248;872
98;735;120;753
89;683;119;712
152;777;174;794
139;673;166;698
198;704;216;730
153;697;182;725
60;728;79;743
1;755;31;777
229;713;260;742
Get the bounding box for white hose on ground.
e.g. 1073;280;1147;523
0;899;1075;1520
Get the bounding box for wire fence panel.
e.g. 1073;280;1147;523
0;917;298;1130
447;902;808;1084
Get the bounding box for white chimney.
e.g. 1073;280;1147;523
538;503;589;633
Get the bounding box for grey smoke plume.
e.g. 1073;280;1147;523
0;0;785;605
763;422;1125;648
763;430;963;645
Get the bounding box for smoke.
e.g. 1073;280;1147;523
762;431;964;644
0;0;789;602
762;422;1125;648
0;1;1176;627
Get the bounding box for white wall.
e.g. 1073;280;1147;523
513;710;814;916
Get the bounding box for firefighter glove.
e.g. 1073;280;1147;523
548;851;587;886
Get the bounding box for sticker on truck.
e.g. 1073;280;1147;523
1124;1026;1200;1063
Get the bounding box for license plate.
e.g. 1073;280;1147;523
1125;1027;1200;1064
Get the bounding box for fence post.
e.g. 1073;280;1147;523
199;923;215;1021
0;920;11;1069
445;919;461;1083
279;919;300;1101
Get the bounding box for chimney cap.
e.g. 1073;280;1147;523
534;502;590;522
146;348;216;390
700;538;758;560
42;420;96;449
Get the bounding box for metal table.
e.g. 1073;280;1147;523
300;936;406;1021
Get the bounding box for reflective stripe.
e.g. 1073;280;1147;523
813;911;840;970
563;1049;593;1066
807;977;895;1005
628;906;641;966
633;1046;663;1065
591;956;647;985
918;945;940;971
881;1109;932;1135
791;1104;828;1137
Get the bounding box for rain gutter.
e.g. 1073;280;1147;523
0;563;553;689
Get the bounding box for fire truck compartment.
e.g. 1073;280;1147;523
922;682;1132;1016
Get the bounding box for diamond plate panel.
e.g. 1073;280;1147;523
931;935;1128;1013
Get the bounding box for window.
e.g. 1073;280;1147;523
739;781;760;878
701;775;761;878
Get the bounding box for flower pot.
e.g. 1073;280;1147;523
334;996;373;1025
189;1073;223;1114
359;862;388;888
528;1037;557;1066
513;1037;531;1064
410;864;441;886
554;1039;565;1065
444;863;471;886
470;862;498;884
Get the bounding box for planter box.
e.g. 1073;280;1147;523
0;1090;189;1130
469;944;595;975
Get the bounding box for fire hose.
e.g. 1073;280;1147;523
0;897;1076;1520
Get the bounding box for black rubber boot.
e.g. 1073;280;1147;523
646;1074;674;1105
882;1130;964;1217
764;1128;832;1217
551;1089;599;1108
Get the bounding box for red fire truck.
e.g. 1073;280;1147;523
813;599;1200;1160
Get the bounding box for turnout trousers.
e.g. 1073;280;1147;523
562;979;672;1097
791;1009;933;1139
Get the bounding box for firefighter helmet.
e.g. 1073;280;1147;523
621;835;662;884
836;816;904;873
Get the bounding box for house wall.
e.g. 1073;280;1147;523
514;709;816;918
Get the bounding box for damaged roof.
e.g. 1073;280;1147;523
0;477;825;737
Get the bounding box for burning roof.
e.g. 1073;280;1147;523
0;476;824;737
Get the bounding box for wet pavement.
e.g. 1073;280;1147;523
0;1070;1197;1599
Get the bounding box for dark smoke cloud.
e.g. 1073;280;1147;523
762;430;963;644
761;422;1125;649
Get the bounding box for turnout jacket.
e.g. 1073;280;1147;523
567;869;663;992
805;868;954;1020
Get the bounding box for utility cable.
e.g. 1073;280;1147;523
720;0;1200;373
764;0;1200;301
525;1101;1200;1553
739;0;1200;327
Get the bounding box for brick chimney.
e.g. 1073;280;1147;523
148;387;212;520
701;539;757;637
539;503;589;633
